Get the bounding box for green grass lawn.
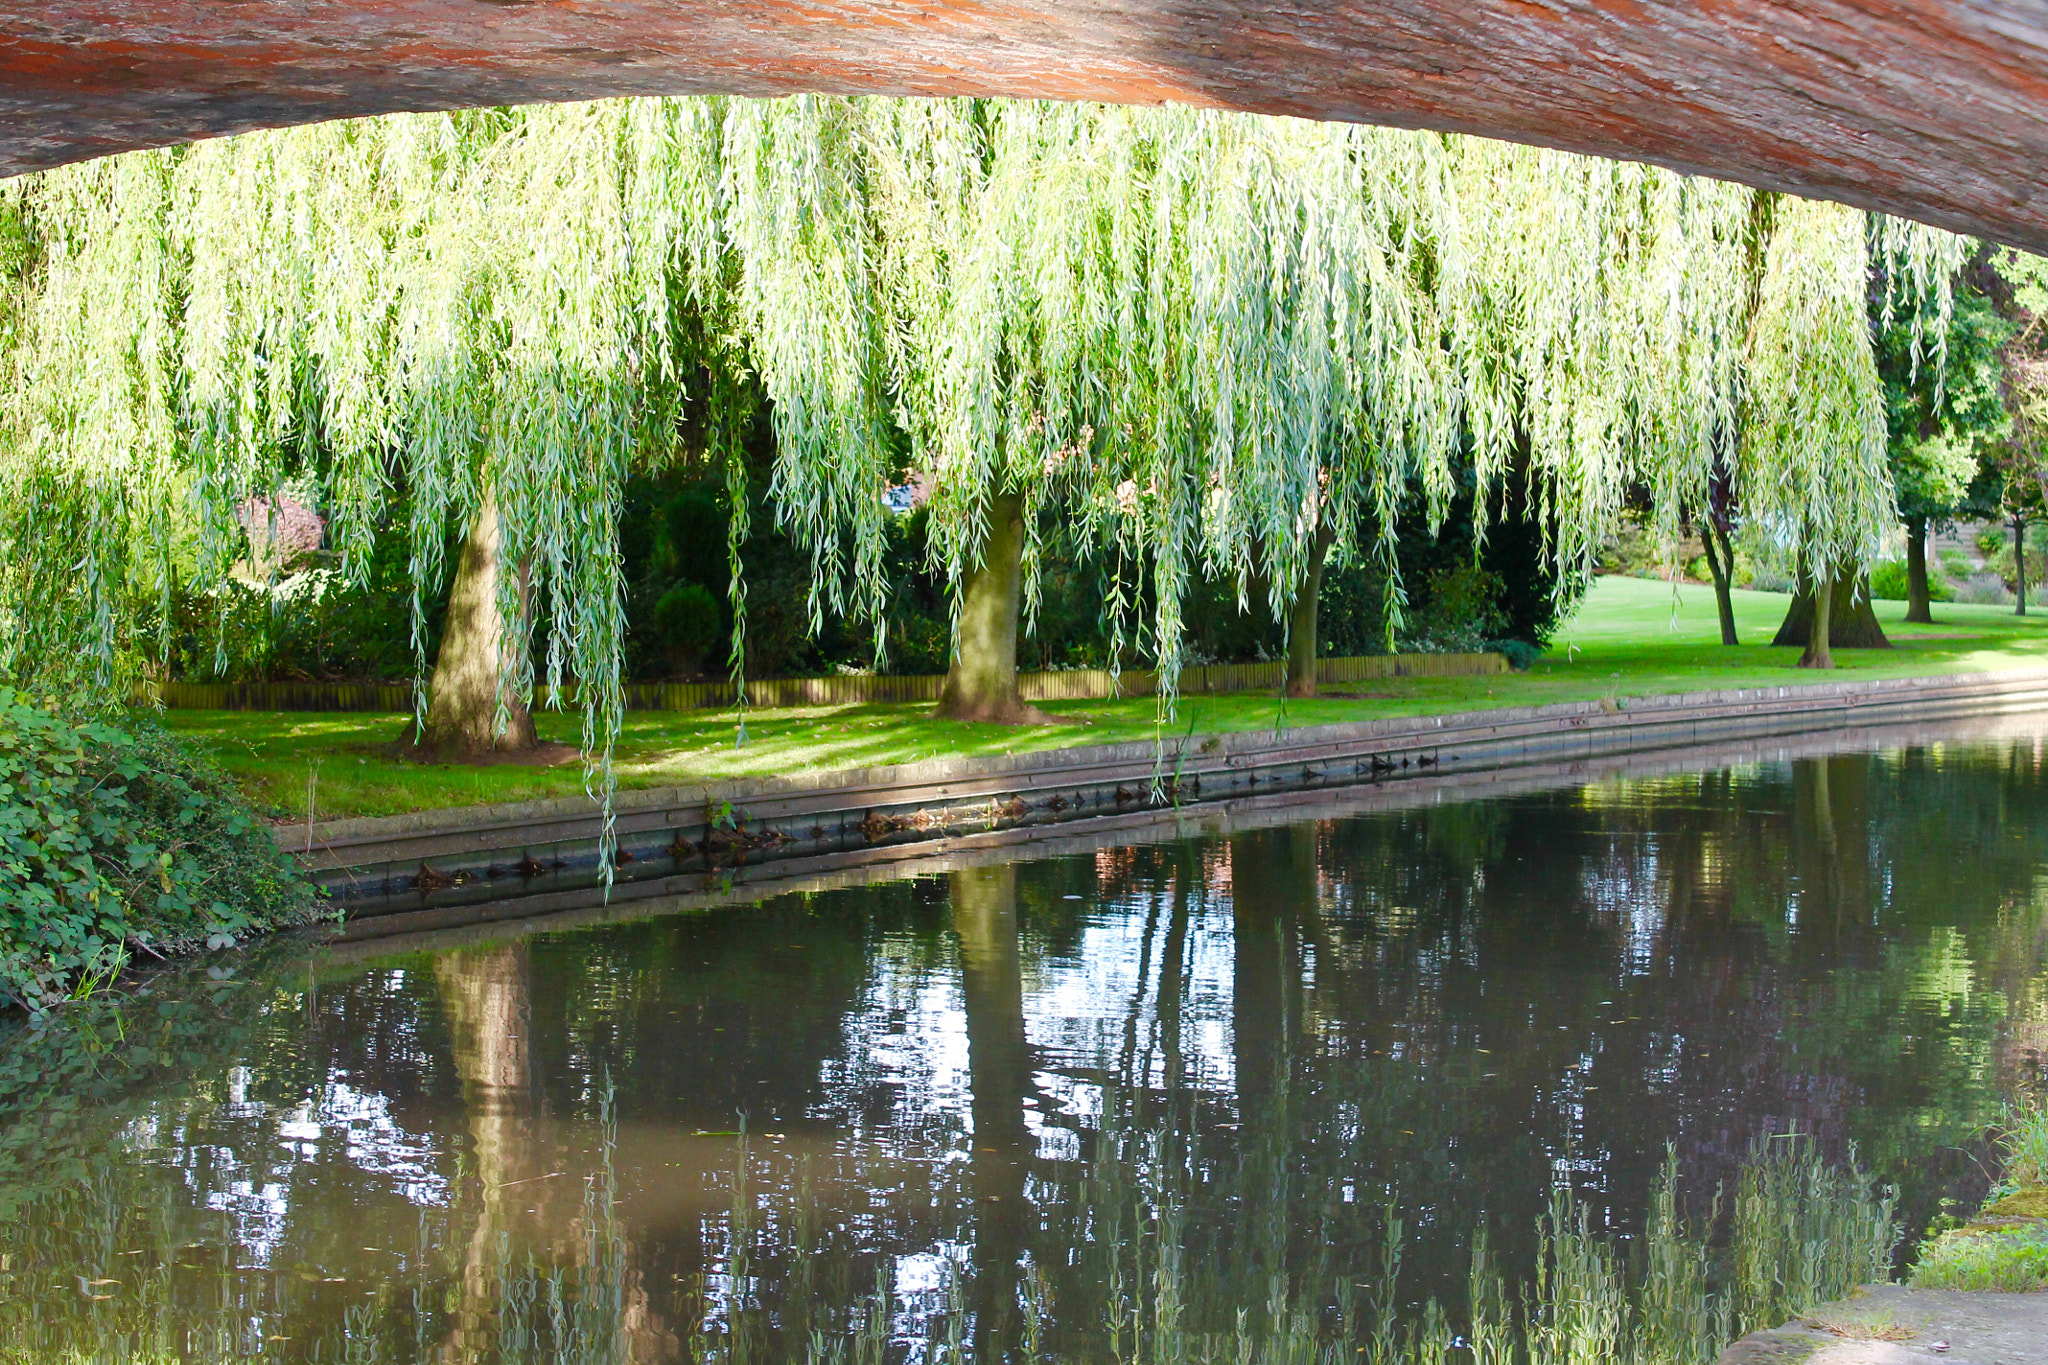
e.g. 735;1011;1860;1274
166;575;2048;824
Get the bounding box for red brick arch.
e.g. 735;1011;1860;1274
7;2;2048;249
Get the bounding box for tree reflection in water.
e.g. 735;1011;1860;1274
2;736;2047;1362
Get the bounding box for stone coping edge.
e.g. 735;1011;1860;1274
289;664;2048;859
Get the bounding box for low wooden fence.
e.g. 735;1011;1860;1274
138;680;416;712
140;651;1506;714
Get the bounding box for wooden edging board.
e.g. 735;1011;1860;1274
292;666;2048;920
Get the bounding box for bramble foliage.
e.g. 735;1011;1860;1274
0;690;318;1010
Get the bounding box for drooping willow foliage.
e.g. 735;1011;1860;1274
0;95;1967;774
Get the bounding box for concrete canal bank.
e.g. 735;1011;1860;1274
289;666;2048;928
1717;1283;2048;1363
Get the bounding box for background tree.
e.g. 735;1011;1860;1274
1977;247;2048;616
1875;250;2010;623
1694;446;1743;644
1754;205;1956;664
1977;441;2048;614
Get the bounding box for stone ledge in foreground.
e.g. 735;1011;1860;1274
1718;1283;2048;1365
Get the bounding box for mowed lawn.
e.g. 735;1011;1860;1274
166;575;2048;822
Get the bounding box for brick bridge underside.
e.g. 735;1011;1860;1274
6;2;2048;250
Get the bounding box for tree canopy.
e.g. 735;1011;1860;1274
0;95;1968;794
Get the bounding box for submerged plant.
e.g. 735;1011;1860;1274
0;1103;1903;1365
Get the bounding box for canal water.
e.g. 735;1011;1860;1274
4;726;2047;1363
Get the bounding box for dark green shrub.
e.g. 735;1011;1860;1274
1487;638;1546;671
652;582;724;653
1406;561;1510;650
0;690;320;1011
148;499;452;684
1869;558;1954;602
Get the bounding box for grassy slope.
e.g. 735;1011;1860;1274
166;576;2048;823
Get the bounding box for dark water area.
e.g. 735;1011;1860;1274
5;727;2048;1362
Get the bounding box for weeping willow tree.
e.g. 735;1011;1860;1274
1753;200;1902;663
0;105;692;798
841;104;1466;710
1443;149;1962;667
0;92;1972;819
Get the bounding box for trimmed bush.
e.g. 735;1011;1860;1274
0;690;320;1011
652;581;725;656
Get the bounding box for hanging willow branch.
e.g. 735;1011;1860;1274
0;94;1969;821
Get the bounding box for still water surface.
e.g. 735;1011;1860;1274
5;729;2048;1362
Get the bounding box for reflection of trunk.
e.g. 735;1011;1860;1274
1284;523;1337;698
1796;758;1851;936
435;946;670;1365
1156;861;1194;1094
417;494;538;756
1227;829;1311;1278
951;865;1032;1357
437;945;543;1365
1228;830;1309;1114
1118;894;1164;1085
1805;757;1838;856
1904;516;1934;624
937;492;1049;724
1775;563;1888;659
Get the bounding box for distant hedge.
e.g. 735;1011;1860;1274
0;691;321;1011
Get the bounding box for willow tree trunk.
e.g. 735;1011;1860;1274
1699;521;1740;646
1284;524;1336;698
2016;515;2029;616
1904;516;1934;624
937;490;1049;724
1773;565;1890;654
417;495;538;756
1793;566;1835;669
